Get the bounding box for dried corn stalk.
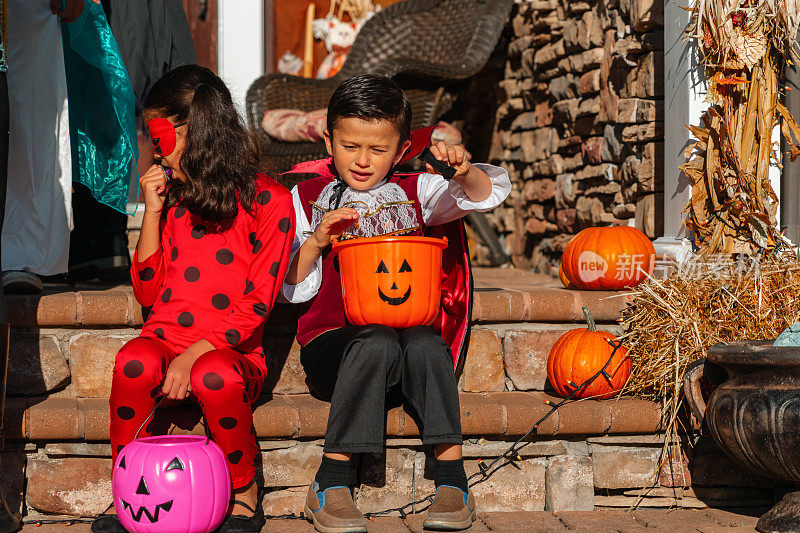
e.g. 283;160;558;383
682;0;800;255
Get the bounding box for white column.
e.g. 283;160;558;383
217;0;264;116
653;0;696;267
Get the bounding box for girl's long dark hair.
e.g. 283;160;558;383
144;65;267;222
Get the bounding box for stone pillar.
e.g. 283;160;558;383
653;0;693;270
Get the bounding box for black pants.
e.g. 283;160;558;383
301;325;463;454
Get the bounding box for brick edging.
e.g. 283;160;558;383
6;392;661;441
4;287;630;328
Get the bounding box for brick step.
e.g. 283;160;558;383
6;393;661;441
9;322;624;398
3;279;628;329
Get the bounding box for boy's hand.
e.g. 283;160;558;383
426;141;471;182
162;353;194;401
312;207;359;249
140;165;168;215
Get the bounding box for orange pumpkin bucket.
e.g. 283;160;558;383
332;235;448;329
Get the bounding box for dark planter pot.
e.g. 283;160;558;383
684;340;800;533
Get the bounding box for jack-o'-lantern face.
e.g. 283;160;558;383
376;258;413;306
333;235;448;329
116;454;182;523
112;436;231;533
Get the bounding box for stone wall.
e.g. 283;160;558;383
483;0;664;272
13;435;775;518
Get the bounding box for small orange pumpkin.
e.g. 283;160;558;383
560;226;655;290
547;307;631;399
333;235;448;328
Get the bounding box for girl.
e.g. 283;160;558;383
91;65;294;533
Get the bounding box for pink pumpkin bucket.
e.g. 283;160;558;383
112;435;231;533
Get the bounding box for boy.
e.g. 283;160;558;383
282;74;510;532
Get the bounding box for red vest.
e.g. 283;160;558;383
283;157;473;372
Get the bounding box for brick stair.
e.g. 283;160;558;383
4;271;761;520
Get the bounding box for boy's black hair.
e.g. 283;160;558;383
326;75;412;142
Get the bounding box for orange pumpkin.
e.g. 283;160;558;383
547;307;631;399
558;263;575;289
332;235;448;328
560;226;655;290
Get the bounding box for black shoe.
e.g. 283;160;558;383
217;501;266;533
91;513;126;533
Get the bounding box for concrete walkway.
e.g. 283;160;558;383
20;508;762;532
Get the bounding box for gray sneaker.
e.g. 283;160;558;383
2;271;42;294
423;486;476;531
303;483;367;533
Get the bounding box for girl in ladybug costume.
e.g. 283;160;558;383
92;65;294;533
282;75;510;533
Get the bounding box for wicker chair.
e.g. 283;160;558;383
246;0;514;172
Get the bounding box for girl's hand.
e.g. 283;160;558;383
426;141;472;182
140;165;169;214
162;353;194;400
312;207;359;249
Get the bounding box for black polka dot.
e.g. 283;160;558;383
171;247;179;262
184;266;200;282
244;279;255;295
123;360;144;379
138;267;155;281
219;417;238;430
225;329;241;345
154;328;165;340
252;240;263;254
191;225;206;239
117;445;125;455
256;190;271;205
203;372;224;390
117;406;135;420
248;232;256;245
145;420;155;434
161;288;172;303
227;450;243;464
269;262;280;277
178;312;194;327
212;294;230;309
252;303;269;317
216;249;234;265
278;217;291;233
174;206;187;219
150;385;161;398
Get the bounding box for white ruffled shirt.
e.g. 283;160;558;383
281;163;511;303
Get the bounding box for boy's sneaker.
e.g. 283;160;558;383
423;486;476;531
303;482;366;533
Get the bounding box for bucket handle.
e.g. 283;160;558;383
133;394;211;443
134;395;167;440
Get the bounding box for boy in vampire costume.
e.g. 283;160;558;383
281;75;510;533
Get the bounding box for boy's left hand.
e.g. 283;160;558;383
426;141;471;181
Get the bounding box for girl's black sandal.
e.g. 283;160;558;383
217;500;266;533
90;508;125;533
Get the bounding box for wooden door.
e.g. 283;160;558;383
182;0;218;73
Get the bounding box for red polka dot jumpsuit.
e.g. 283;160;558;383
109;175;294;489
